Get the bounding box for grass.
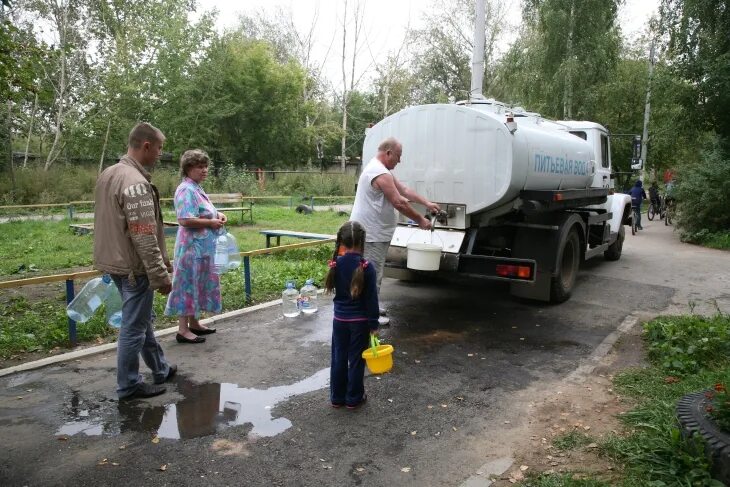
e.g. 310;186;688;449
518;314;730;487
552;431;593;451
0;204;349;358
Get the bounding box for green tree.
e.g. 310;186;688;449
174;35;309;168
498;0;621;120
660;0;730;151
412;0;510;103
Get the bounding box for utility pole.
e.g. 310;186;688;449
640;41;656;182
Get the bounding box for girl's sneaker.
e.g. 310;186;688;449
346;395;367;409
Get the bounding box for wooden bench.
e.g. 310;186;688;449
259;229;334;248
208;193;253;224
70;221;179;237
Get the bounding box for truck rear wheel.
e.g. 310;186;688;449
550;229;580;303
603;224;625;261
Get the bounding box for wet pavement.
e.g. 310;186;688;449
0;221;726;486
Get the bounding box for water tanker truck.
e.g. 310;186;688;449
364;100;632;303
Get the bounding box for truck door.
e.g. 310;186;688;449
593;133;611;188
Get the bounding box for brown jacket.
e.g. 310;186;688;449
93;155;171;289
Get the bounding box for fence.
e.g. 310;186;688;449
0;195;354;219
0;238;335;345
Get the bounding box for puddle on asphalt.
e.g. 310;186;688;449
56;368;330;440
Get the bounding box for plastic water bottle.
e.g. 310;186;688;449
214;231;229;274
299;279;318;314
104;284;123;328
282;281;300;318
67;275;113;323
226;232;241;270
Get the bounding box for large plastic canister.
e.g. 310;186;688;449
282;281;300;317
214;231;229;274
299;279;318;314
363;103;596;216
67;275;114;323
226;232;242;270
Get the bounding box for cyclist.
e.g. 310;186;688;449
629;180;647;230
648;182;661;214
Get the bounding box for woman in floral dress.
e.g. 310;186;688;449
165;149;227;344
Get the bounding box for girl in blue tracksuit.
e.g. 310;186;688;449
324;220;379;409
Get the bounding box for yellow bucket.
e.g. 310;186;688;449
362;336;394;374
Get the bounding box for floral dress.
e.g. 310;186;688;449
164;178;222;317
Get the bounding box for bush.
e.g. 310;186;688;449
675;137;730;235
643;314;730;375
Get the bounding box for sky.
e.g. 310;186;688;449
195;0;660;89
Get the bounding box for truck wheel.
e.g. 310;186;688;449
603;224;625;261
550;229;580;303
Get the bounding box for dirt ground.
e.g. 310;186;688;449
490;320;647;485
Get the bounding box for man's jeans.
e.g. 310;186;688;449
111;275;171;398
364;241;389;293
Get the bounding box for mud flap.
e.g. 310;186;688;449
510;269;551;301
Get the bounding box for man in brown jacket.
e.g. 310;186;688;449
94;122;177;400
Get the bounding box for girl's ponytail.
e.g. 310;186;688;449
349;257;367;298
324;240;340;294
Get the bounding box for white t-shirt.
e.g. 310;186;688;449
350;157;396;242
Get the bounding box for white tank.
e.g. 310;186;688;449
363;103;596;215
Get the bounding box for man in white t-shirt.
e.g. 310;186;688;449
350;137;440;325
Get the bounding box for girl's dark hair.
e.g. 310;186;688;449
324;220;367;298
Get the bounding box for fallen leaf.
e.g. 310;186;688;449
319;458;326;462
504;421;511;424
159;464;167;471
410;431;417;436
467;353;474;357
427;405;433;409
57;436;69;441
441;404;447;408
16;396;23;400
322;465;332;470
151;436;160;444
456;396;464;401
586;443;598;449
401;467;411;472
119;445;126;450
520;465;529;471
111;462;120;466
583;426;591;431
387;398;393;403
97;458;108;466
356;467;365;472
414;360;421;364
452;426;457;431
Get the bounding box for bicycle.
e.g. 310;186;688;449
647;196;665;221
664;198;674;226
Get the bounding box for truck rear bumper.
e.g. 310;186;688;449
385;246;536;283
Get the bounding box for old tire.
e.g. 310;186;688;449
603;224;625;261
550;228;580;304
677;391;730;485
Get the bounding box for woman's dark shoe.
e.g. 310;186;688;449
176;333;205;344
190;327;216;336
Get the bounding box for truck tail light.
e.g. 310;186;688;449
496;264;532;280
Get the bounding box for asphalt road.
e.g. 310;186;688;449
0;219;727;486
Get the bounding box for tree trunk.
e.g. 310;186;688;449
44;3;69;171
23;92;38;169
98;118;111;173
6;100;16;195
562;0;575;119
340;0;348;172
